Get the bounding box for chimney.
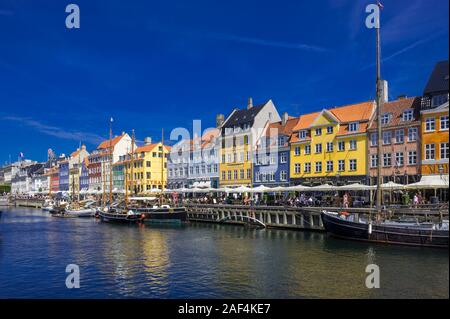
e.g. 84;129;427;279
247;97;253;110
144;137;152;145
397;94;407;100
216;114;225;128
380;80;388;103
121;131;125;135
282;112;289;125
81;144;86;150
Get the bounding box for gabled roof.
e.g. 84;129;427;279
368;97;421;130
328;101;374;123
424;60;449;95
264;117;300;137
222;100;269;128
309;109;340;127
97;134;126;150
135;143;171;153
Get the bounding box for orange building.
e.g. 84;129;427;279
420;61;449;176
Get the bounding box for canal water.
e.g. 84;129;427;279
0;208;448;299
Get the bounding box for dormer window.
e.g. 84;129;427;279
348;122;359;132
381;113;391;125
315;128;322;136
299;130;307;139
402;109;413;121
326;126;333;134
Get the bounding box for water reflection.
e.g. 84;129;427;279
0;209;448;298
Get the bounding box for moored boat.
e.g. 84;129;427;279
321;211;449;248
135;205;187;225
98;206;141;224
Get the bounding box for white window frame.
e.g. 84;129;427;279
425;117;435;132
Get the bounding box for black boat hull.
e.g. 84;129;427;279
321;212;449;248
98;211;141;224
137;207;187;225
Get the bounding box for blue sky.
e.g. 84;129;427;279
0;0;448;163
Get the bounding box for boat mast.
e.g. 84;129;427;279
124;147;129;206
102;161;106;206
109;118;113;206
375;8;383;216
161;128;164;196
77;141;81;203
131;129;135;195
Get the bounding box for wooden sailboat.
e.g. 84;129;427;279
321;7;449;248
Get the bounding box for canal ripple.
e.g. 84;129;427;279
0;208;448;299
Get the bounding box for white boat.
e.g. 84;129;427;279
64;200;97;217
42;199;55;212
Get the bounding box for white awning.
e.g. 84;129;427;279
338;183;374;191
380;181;405;189
249;185;271;193
310;183;337;191
405;174;449;189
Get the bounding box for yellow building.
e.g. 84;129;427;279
290;101;375;185
219;98;281;187
124;141;170;194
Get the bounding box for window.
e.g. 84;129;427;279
349;140;357;150
244;135;249;145
233;170;238;180
270;154;276;165
408;151;417;165
269;172;275;182
315;162;322;173
349;159;357;171
146;172;151;179
315;143;322;153
338;160;345;172
338;141;345;151
299;130;307;139
280;152;287;163
425;117;435;132
408;127;418;142
294;146;300;156
327;126;333;134
227;171;232;180
247;169;251;179
304;163;311;173
394;129;404;144
370;133;378;146
441;116;449;130
382;131;391;145
441;143;449;160
383;153;391;167
432;94;449;107
280;170;287;181
381;113;391;125
146;161;151;167
255;171;261;182
240;169;244;179
246;152;250;161
326;142;333;152
294;163;301;174
304;145;311;155
278;136;285;146
315;128;322;136
326;161;333;172
370;154;378;168
425;144;435;160
348;122;359;132
395;152;404;167
239;152;244;162
402;109;413;121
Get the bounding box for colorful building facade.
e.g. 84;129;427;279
420;60;449;176
219;98;281;187
368;97;422;185
123;141;170;194
253;113;299;187
290;101;375;185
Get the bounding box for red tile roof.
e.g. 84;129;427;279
368;97;421;130
97;134;125;150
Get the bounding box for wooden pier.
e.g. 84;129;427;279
185;204;449;231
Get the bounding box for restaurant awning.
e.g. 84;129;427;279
405;174;449;189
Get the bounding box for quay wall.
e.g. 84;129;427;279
13;199;45;208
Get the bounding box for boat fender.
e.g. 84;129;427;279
368;222;372;235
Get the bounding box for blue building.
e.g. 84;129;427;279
58;160;69;191
80;158;89;191
253;113;299;187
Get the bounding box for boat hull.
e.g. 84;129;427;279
65;209;96;218
321;212;449;248
138;207;187;225
98;210;141;224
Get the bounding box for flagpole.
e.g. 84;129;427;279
109;118;113;206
